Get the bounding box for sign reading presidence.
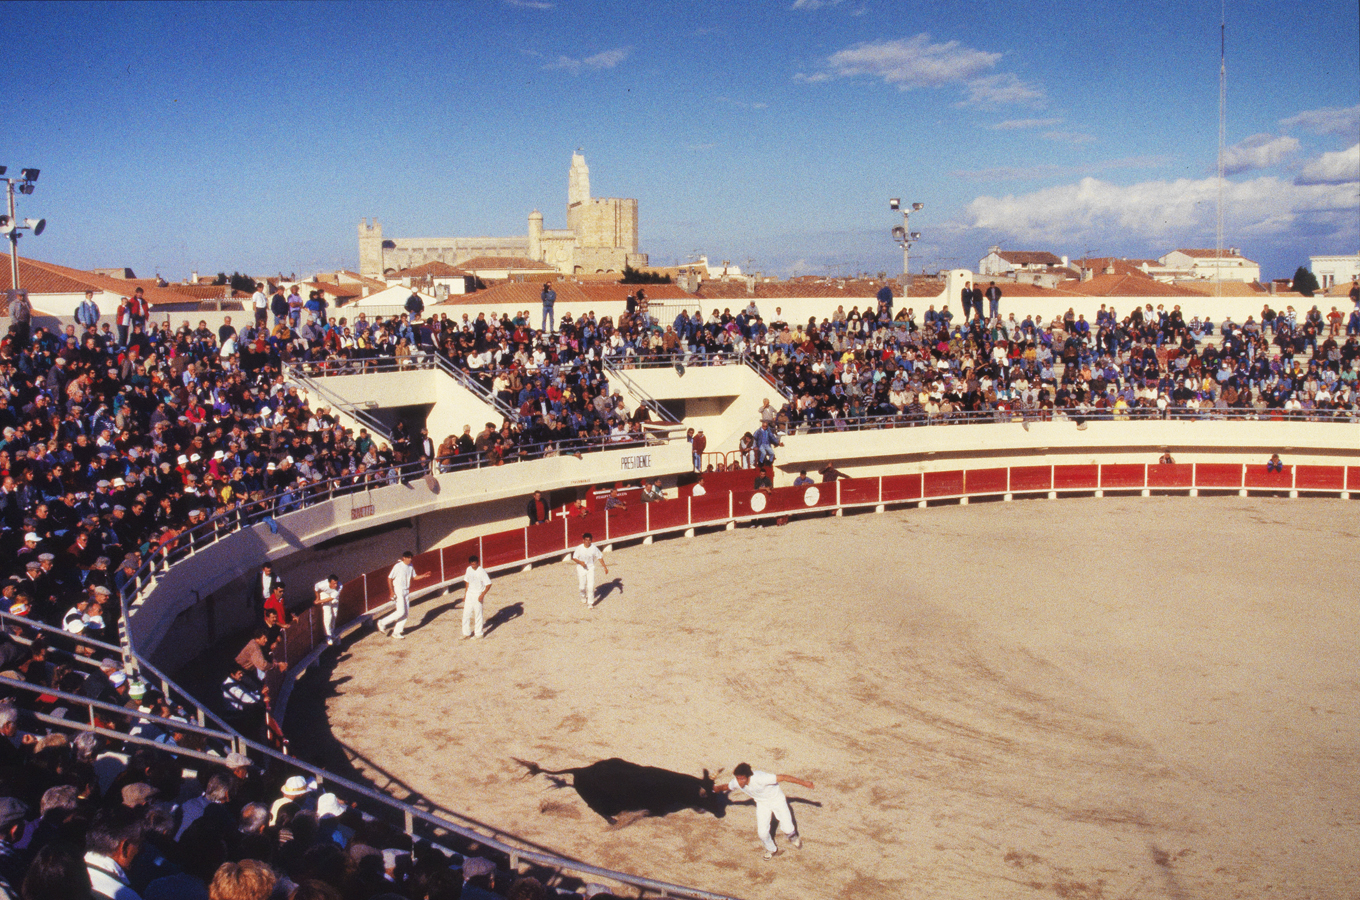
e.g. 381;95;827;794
620;453;652;471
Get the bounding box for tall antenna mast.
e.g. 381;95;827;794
1216;0;1226;298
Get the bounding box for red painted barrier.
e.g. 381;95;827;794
838;477;880;505
1053;464;1099;491
1100;464;1146;489
924;470;965;498
606;504;647;539
1295;465;1344;491
567;512;607;546
646;498;690;531
1196;463;1243;488
526;522;567;558
880;473;923;501
479;530;526;568
1243;468;1293;490
689;492;730;524
1009;465;1051;492
1146;464;1193;488
965;468;1008;495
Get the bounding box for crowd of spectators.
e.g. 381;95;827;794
651;299;1360;431
0;683;624;898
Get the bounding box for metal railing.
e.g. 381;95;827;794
283;362;394;440
602;356;682;423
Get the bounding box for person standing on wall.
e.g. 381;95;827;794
462;554;492;640
541;282;556;334
986;282;1003;321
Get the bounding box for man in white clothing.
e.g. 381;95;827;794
313;574;341;646
462;554;492;639
377;550;422;639
714;762;815;860
84;807;144;899
571;533;608;607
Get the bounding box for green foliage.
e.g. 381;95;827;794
621;264;672;284
1290;266;1319;297
213;272;227;286
228;271;256;294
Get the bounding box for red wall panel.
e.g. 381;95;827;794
1099;464;1145;489
1053;464;1099;490
1293;465;1343;491
965;468;1008;495
605;504;647;539
1146;464;1193;488
1195;463;1243;488
1009;465;1051;492
645;498;690;531
924;470;966;497
837;478;880;506
526;522;568;558
689;492;731;526
479;530;526;568
1243;468;1294;490
880;473;923;501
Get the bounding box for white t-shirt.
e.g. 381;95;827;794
389;560;415;595
571;544;604;569
465;565;491;600
314;579;339;605
728;771;783;804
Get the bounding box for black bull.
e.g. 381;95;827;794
514;757;727;824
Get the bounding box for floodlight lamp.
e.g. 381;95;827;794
20;169;38;182
889;198;900;210
0;166;6;176
0;216;11;235
910;232;922;240
25;218;45;236
912;202;924;211
892;225;906;241
19;184;34;195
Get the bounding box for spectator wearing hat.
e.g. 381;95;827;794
0;796;31;897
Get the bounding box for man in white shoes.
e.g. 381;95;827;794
570;532;608;607
714;762;814;860
377;550;423;639
313;574;341;646
462;554;492;639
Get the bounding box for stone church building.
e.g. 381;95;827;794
358;153;647;279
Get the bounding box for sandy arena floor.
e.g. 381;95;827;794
306;497;1359;900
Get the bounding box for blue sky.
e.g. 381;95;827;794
7;0;1358;283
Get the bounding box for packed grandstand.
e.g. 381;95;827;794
1;287;1357;899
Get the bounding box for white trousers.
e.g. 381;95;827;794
462;595;484;637
576;566;595;605
754;796;796;853
378;592;410;636
321;603;338;642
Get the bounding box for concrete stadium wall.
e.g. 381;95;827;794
134;415;1356;675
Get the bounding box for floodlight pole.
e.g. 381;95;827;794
5;178;16;291
889;200;923;296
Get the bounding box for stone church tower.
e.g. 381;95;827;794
358;154;645;279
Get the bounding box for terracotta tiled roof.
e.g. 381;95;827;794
1173;248;1245;258
1;257;195;306
160;283;235;300
1175;280;1267;296
392;260;471;278
997;250;1062;266
1054;274;1204;298
457;256;556;271
299;281;363;300
1071;258;1154;279
438;280;690;307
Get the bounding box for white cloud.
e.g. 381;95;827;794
987;118;1064;131
546;47;631;74
1042;130;1096;146
504;0;554;7
952;155;1175;182
1221;133;1300;175
964;174;1358;248
715;96;769;110
1279;104;1360;137
959;73;1045;107
791;0;843;8
1295;144;1360;186
800;34;999;89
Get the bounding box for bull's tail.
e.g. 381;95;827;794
512;757;574;779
